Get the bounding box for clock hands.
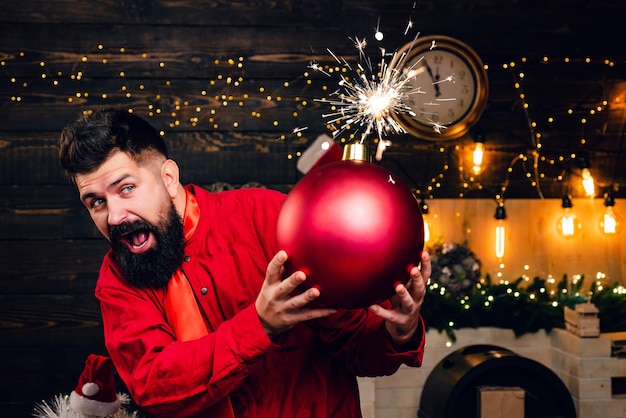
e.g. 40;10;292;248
392;36;488;140
423;59;442;98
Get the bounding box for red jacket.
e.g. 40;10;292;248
96;184;425;417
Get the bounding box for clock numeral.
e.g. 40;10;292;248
418;106;439;122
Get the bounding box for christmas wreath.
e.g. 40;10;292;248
427;241;481;300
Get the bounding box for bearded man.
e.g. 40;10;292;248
59;108;430;418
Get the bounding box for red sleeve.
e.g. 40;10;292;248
96;260;276;417
316;305;426;377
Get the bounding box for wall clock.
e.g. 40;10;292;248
391;35;489;141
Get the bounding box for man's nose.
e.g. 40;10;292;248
107;200;129;226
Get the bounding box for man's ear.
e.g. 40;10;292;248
161;159;181;198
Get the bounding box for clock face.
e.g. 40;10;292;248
405;48;477;126
391;36;488;140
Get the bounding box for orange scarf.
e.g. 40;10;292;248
163;189;234;417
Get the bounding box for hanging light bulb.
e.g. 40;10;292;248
579;156;595;197
420;198;431;244
494;204;506;259
557;195;581;237
599;193;622;235
472;133;485;175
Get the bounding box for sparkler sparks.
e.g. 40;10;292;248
292;126;309;134
404;19;414;36
349;36;368;60
311;28;456;155
307;60;330;77
315;50;410;143
374;18;384;41
430;121;448;134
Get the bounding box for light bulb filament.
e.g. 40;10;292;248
561;214;576;236
602;212;617;234
472;142;484;175
495;222;505;259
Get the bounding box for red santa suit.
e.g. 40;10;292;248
96;184;426;418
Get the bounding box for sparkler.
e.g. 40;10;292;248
310;26;455;160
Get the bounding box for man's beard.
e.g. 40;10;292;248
109;202;185;289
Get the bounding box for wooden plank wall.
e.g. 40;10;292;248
1;0;625;415
0;2;413;415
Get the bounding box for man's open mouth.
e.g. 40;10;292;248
121;230;155;254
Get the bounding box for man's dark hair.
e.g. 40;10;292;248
59;108;168;182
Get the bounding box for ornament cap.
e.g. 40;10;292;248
342;142;371;162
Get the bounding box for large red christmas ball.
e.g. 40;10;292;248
276;157;424;308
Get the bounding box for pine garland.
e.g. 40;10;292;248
422;242;626;341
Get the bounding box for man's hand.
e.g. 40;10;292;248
369;251;431;346
255;250;337;339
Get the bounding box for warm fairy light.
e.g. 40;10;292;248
2;35;622;209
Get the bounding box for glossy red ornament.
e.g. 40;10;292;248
276;144;424;308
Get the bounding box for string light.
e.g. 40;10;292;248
599;193;622;235
556;195;581;238
472;133;485;175
578;155;595;198
3;26;626;303
1;39;622;200
498;55;617;202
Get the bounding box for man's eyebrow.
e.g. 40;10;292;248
80;174;131;203
80;191;96;203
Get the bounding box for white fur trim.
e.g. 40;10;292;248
70;390;120;416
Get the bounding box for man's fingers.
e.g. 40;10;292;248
418;250;432;281
266;250;289;284
266;251;312;300
272;270;307;298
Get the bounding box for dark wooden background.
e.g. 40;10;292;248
1;0;625;415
